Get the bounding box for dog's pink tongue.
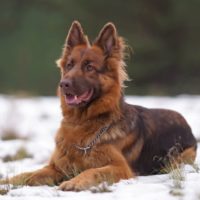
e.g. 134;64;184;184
66;90;92;105
65;95;80;105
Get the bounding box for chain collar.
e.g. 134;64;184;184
73;123;113;155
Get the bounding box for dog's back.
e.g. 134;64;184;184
123;103;197;175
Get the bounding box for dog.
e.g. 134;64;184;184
1;21;197;191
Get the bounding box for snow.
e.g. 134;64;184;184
0;94;200;199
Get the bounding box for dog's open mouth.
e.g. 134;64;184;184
64;89;94;106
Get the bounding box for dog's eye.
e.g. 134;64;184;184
65;61;73;71
85;64;94;72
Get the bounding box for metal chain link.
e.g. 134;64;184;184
73;123;113;155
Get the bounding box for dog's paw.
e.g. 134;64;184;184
59;179;92;191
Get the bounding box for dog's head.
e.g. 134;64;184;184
57;21;129;117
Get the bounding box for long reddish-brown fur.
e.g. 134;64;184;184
0;21;197;191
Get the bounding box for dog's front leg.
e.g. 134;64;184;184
59;163;134;191
1;165;63;186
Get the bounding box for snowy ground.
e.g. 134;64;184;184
0;94;200;200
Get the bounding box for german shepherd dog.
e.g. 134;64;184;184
1;21;197;191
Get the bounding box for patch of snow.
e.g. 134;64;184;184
0;95;200;200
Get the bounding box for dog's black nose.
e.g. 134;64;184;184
59;79;72;90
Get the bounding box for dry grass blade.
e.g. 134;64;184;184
2;147;33;162
166;160;185;197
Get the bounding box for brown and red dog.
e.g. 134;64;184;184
1;21;197;191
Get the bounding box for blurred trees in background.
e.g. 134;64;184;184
0;0;200;95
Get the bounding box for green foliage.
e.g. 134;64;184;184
0;0;200;95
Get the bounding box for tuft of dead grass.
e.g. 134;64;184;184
159;145;186;197
166;161;185;197
0;175;27;195
1;129;28;141
0;176;10;195
2;147;33;162
0;188;9;195
191;162;200;173
57;164;82;182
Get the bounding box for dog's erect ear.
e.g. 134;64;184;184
66;21;88;49
94;23;118;55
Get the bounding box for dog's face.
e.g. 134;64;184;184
59;45;104;107
57;21;128;109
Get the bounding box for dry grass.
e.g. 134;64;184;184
167;160;200;197
0;98;29;142
2;147;33;162
0;188;9;195
59;165;82;181
163;159;185;197
1;129;28;141
191;162;200;173
160;145;186;197
168;167;185;197
0;176;10;195
0;175;27;195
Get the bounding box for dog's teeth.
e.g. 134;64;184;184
75;95;78;100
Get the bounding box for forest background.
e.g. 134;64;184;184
0;0;199;96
